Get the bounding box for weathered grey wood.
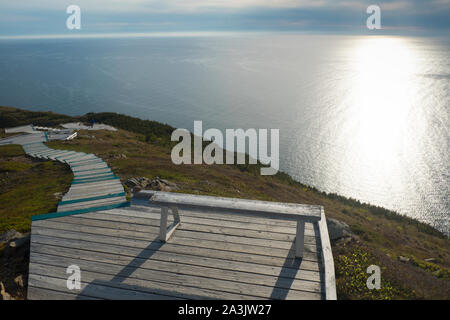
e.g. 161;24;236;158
34;217;319;253
55;212;318;245
159;206;181;242
32;221;320;263
66;155;98;162
64;185;124;195
90;207;315;235
62;189;125;201
129;203;316;230
64;155;96;162
35;151;75;159
145;191;322;257
148;191;322;222
73;171;113;179
30;235;320;277
35;215;316;243
22;139;335;301
72;172;115;180
30;246;322;294
27;285;99;300
64;186;124;197
296;221;305;258
64;187;124;198
23;146;49;152
28;272;182;300
29;263;258;300
31;227;320;271
63;188;125;200
70;159;105;167
318;207;337;300
57;197;127;212
30;253;321;299
66;180;123;190
38;150;76;157
72;164;109;172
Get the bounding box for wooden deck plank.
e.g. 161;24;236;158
29;264;265;300
72;163;109;171
64;183;124;197
31;226;320;264
55;213;318;247
32;220;319;254
27;285;99;300
30;238;320;280
66;180;123;190
81;208;315;235
63;188;126;200
30;246;322;293
28;272;183;300
57;196;127;212
31;227;321;271
61;190;125;202
73;168;112;177
130;202;316;229
72;172;114;180
34;215;318;243
64;185;124;195
30;253;321;300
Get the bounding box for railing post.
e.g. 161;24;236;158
295;220;305;258
159;206;169;242
159;205;181;242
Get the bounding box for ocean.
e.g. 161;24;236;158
0;33;448;233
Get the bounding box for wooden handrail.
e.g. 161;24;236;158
140;191;322;258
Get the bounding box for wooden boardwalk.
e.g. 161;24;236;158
1;125;127;214
27;199;336;300
21;141;128;214
1;125;336;300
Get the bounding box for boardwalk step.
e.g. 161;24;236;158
32;201;130;221
58;192;126;205
72;176;119;185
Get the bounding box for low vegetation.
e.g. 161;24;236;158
0;106;449;299
0;144;72;234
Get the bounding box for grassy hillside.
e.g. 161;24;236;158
0;144;72;234
0;105;449;299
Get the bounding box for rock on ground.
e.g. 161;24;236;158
0;230;23;245
0;282;12;300
14;275;23;288
126;176;179;192
398;256;411;263
326;218;353;242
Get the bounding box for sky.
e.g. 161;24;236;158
0;0;449;37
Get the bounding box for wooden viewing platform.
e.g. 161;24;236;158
27;195;336;300
1;124;336;300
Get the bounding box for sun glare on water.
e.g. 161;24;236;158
339;36;424;203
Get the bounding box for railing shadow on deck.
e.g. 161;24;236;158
75;238;213;300
269;222;323;300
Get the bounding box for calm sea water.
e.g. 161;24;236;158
0;34;448;233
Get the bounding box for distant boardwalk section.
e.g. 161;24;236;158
0;123;128;214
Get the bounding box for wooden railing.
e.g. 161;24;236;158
137;191;322;258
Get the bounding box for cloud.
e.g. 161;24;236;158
1;0;443;13
0;0;448;35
